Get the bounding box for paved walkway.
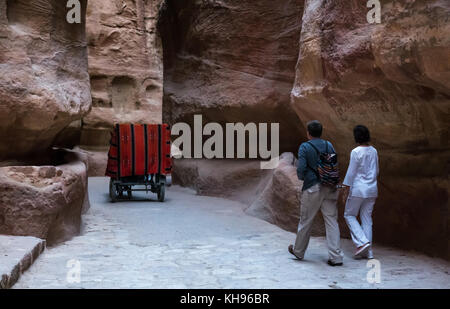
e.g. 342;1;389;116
15;177;450;288
1;235;45;288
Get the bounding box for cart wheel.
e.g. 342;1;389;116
127;188;132;199
109;178;118;202
157;183;165;202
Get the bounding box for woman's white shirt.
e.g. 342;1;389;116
343;146;379;198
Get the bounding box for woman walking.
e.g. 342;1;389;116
341;125;379;259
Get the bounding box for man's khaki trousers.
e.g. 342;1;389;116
293;184;344;263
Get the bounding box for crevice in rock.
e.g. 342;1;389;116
158;0;306;154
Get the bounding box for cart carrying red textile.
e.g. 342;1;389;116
105;123;172;202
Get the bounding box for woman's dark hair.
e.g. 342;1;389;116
307;120;323;138
353;125;371;144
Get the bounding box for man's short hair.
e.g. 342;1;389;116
307;120;323;138
353;125;371;144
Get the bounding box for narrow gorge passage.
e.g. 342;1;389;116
15;178;450;289
1;0;449;292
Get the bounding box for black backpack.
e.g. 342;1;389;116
307;141;340;187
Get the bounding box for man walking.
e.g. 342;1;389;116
288;120;344;266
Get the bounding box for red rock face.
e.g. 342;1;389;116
159;0;306;152
292;0;450;258
0;1;91;244
80;0;164;147
0;0;91;160
0;151;90;245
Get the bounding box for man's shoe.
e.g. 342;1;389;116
327;260;343;267
354;243;371;258
288;245;303;260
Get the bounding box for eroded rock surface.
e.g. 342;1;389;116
75;146;108;177
173;158;271;204
0;151;90;245
0;0;91;160
81;0;164;147
159;0;305;152
292;0;450;258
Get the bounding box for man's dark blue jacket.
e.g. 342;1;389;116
297;138;336;191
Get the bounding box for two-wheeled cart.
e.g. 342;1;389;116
105;123;172;202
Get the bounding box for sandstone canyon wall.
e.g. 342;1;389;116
80;0;165;148
0;0;91;160
161;0;449;259
159;0;305;152
292;0;449;258
0;0;91;244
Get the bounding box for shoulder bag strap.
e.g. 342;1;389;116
306;141;320;177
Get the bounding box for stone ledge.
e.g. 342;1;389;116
0;235;46;289
0;149;90;245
